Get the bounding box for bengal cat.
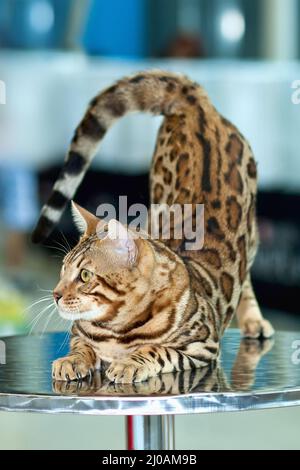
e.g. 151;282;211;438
32;70;274;383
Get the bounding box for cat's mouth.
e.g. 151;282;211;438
57;307;106;321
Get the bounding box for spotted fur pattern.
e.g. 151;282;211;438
32;71;274;383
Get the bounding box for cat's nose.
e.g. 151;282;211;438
53;291;62;304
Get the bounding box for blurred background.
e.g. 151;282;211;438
0;0;300;450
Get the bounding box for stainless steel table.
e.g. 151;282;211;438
0;330;300;449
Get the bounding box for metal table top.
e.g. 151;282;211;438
0;330;299;416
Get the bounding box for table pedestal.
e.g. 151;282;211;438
126;415;175;450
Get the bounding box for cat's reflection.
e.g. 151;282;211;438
52;338;274;396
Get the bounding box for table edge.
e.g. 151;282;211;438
1;388;300;416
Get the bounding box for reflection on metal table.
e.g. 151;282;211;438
0;330;299;449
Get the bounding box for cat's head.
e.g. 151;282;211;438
53;202;158;322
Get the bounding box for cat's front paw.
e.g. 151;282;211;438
52;377;92;394
52;355;94;381
106;360;154;384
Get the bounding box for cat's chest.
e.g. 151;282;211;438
75;322;135;361
91;338;134;362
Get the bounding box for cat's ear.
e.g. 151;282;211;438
106;219;137;266
71;201;103;236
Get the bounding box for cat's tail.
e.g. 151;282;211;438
32;70;202;243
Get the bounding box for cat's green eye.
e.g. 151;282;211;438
80;269;92;283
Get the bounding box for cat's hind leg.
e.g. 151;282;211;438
236;275;274;339
231;337;274;391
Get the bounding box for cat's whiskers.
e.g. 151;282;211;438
58;327;72;354
53;239;70;256
40;306;57;337
27;302;53;330
59;230;72;252
44;243;69;257
24;295;53;313
27;302;55;335
53;311;65;329
36;285;53;293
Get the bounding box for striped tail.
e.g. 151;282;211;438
32;70;198;243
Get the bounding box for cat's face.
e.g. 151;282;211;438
53;203;154;322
